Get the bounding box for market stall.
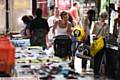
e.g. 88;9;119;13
10;36;80;79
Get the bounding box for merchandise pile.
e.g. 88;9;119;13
14;46;80;79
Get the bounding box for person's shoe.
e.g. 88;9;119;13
80;71;85;77
80;68;86;77
94;75;100;79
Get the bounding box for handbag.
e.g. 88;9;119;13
90;36;104;57
90;23;105;57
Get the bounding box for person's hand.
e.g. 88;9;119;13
84;35;88;41
46;42;52;48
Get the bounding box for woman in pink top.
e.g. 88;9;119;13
70;2;80;24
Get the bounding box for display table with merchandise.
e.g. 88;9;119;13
14;46;80;79
9;37;82;79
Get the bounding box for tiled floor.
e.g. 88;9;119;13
74;56;94;80
74;57;114;80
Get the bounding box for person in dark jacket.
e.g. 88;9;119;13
30;8;49;49
87;7;95;29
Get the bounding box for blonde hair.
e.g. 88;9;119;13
100;11;108;19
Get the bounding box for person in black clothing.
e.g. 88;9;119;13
30;8;49;49
87;7;95;29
